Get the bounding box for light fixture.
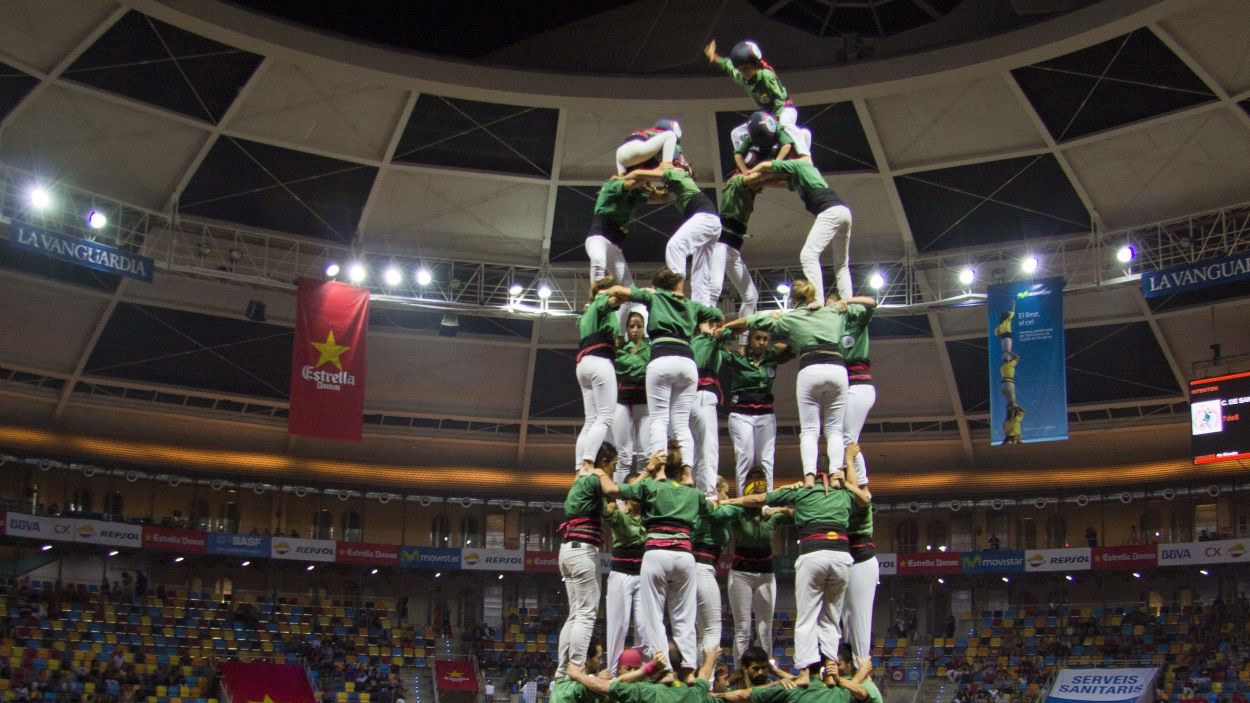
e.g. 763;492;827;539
348;262;367;283
537;284;552;299
324;262;340;277
198;242;212;257
1199;569;1209;576
434;572;442;578
108;550;119;557
868;272;885;291
29;186;52;209
508;283;524;297
87;210;107;229
416;268;433;286
174;556;184;563
306;565;315;571
497;574;504;580
229;248;242;262
938;545;947;552
937;578;945;584
926;545;933;551
1001;576;1010;583
384;266;403;287
1132;572;1142;579
1021;255;1039;274
241;561;251;567
958;268;975;286
371;568;379;575
1116;245;1135;263
1065;575;1074;582
41;544;53;552
439;313;459;338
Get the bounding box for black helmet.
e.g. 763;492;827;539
729;40;763;67
747;111;778;145
654;118;682;140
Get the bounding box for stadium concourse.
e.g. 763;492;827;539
1;1;1250;703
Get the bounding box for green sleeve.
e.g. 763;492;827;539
617;480;645;502
715;57;747;88
710;503;738;525
847;303;874;326
777;128;794;146
768;343;795;365
764;488;796;507
718;504;746;521
628;286;654;305
608;681;642;703
696;302;725;323
750;687;790;703
765;511;791;530
758;69;787;114
863;682;883;703
746;312;779;333
769;159;801;175
734;139;753;155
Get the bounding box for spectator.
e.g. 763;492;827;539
1085;527;1097;547
988;534;1001;551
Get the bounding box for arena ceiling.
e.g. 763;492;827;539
1;0;1250;499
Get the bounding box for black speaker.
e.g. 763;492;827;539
245;300;267;322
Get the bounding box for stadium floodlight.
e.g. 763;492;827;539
537;284;552;299
87;210;107;229
384;266;403;287
324;262;340;277
1021;255;1039;274
958;268;975;286
348;262;367;283
508;283;524;296
868;272;884;290
29;187;52;210
416;268;433;286
776;283;791;296
1116;245;1135;263
108;550;119;557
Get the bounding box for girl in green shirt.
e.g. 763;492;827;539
612;312;651;480
575;276;623;472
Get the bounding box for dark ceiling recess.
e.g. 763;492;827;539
549;185;716;267
64;10;262;124
750;0;963;39
529;349;581;418
0;61;39;124
392;94;559;177
230;0;623;60
715;102;877;180
895;153;1089;252
1011;29;1217;142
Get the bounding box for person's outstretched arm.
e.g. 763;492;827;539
566;664;610;696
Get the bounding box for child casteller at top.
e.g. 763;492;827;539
704;39;810;157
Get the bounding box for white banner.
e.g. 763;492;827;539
5;513;75;541
461;548;524;571
1025;547;1091;572
877;553;897;575
1157;538;1248;566
270;537;336;562
1048;668;1157;703
73;519;142;548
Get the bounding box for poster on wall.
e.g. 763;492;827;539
988;276;1068;445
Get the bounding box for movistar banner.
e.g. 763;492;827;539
398;546;461;570
1142;253;1250;298
1047;668;1157;703
7;220;154;283
961;550;1025;574
988;277;1068;445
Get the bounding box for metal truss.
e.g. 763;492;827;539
4;162;1250;317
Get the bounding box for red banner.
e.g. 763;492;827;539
434;660;479;691
897;551;962;575
1092;544;1157;570
218;662;315;703
523;550;559;573
337;542;400;566
288;278;370;441
142;526;206;553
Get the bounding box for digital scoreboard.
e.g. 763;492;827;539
1191;370;1250;464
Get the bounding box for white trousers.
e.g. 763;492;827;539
613;403;651;478
794;549;853;669
727;412;777;495
799;205;853;304
700;243;760;317
728;569;776;663
616;132;678;174
639;549;698;671
646;356;697;461
586;234;641;329
843;557;879;665
605;570;645;675
694;562;723;668
796;364;849;477
729;107;809;156
689;389;721;499
556;541;601;677
666;213;722;305
576;355;617;465
842;384;876;482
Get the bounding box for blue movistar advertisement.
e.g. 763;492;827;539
988;277;1067;445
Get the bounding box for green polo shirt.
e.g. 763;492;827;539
610;679;711;703
607;508;646;549
594;178;648;229
564;475;604;519
629;287;723;341
765;486;852;530
725;344;793;398
617;478;710;535
841;304;873;360
715;57;789;116
577;294;620;341
747;307;846;352
721;505;785;550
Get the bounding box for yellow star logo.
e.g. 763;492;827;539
311;329;351;370
248;696;283;703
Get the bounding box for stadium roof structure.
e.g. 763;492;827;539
1;0;1249;500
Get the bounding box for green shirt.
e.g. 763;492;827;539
841;304;873;360
564;474;604;519
577;294;620;341
618;478;710;534
607;507;646;549
751;681;850;703
551;679;596;703
691;328;732;373
692;503;736;547
662;168;712;215
721;175;757;232
765;486;852;530
770;159;829;190
848;500;873;538
715;57;789;115
629;287;723;342
594;178;648;229
610;679;711;703
615;340;651;380
861;680;883;703
748;307;846;353
725;344;793;398
721;504;785;550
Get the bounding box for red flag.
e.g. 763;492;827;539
217;663;315;703
289;278;370;441
434;660;479;691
